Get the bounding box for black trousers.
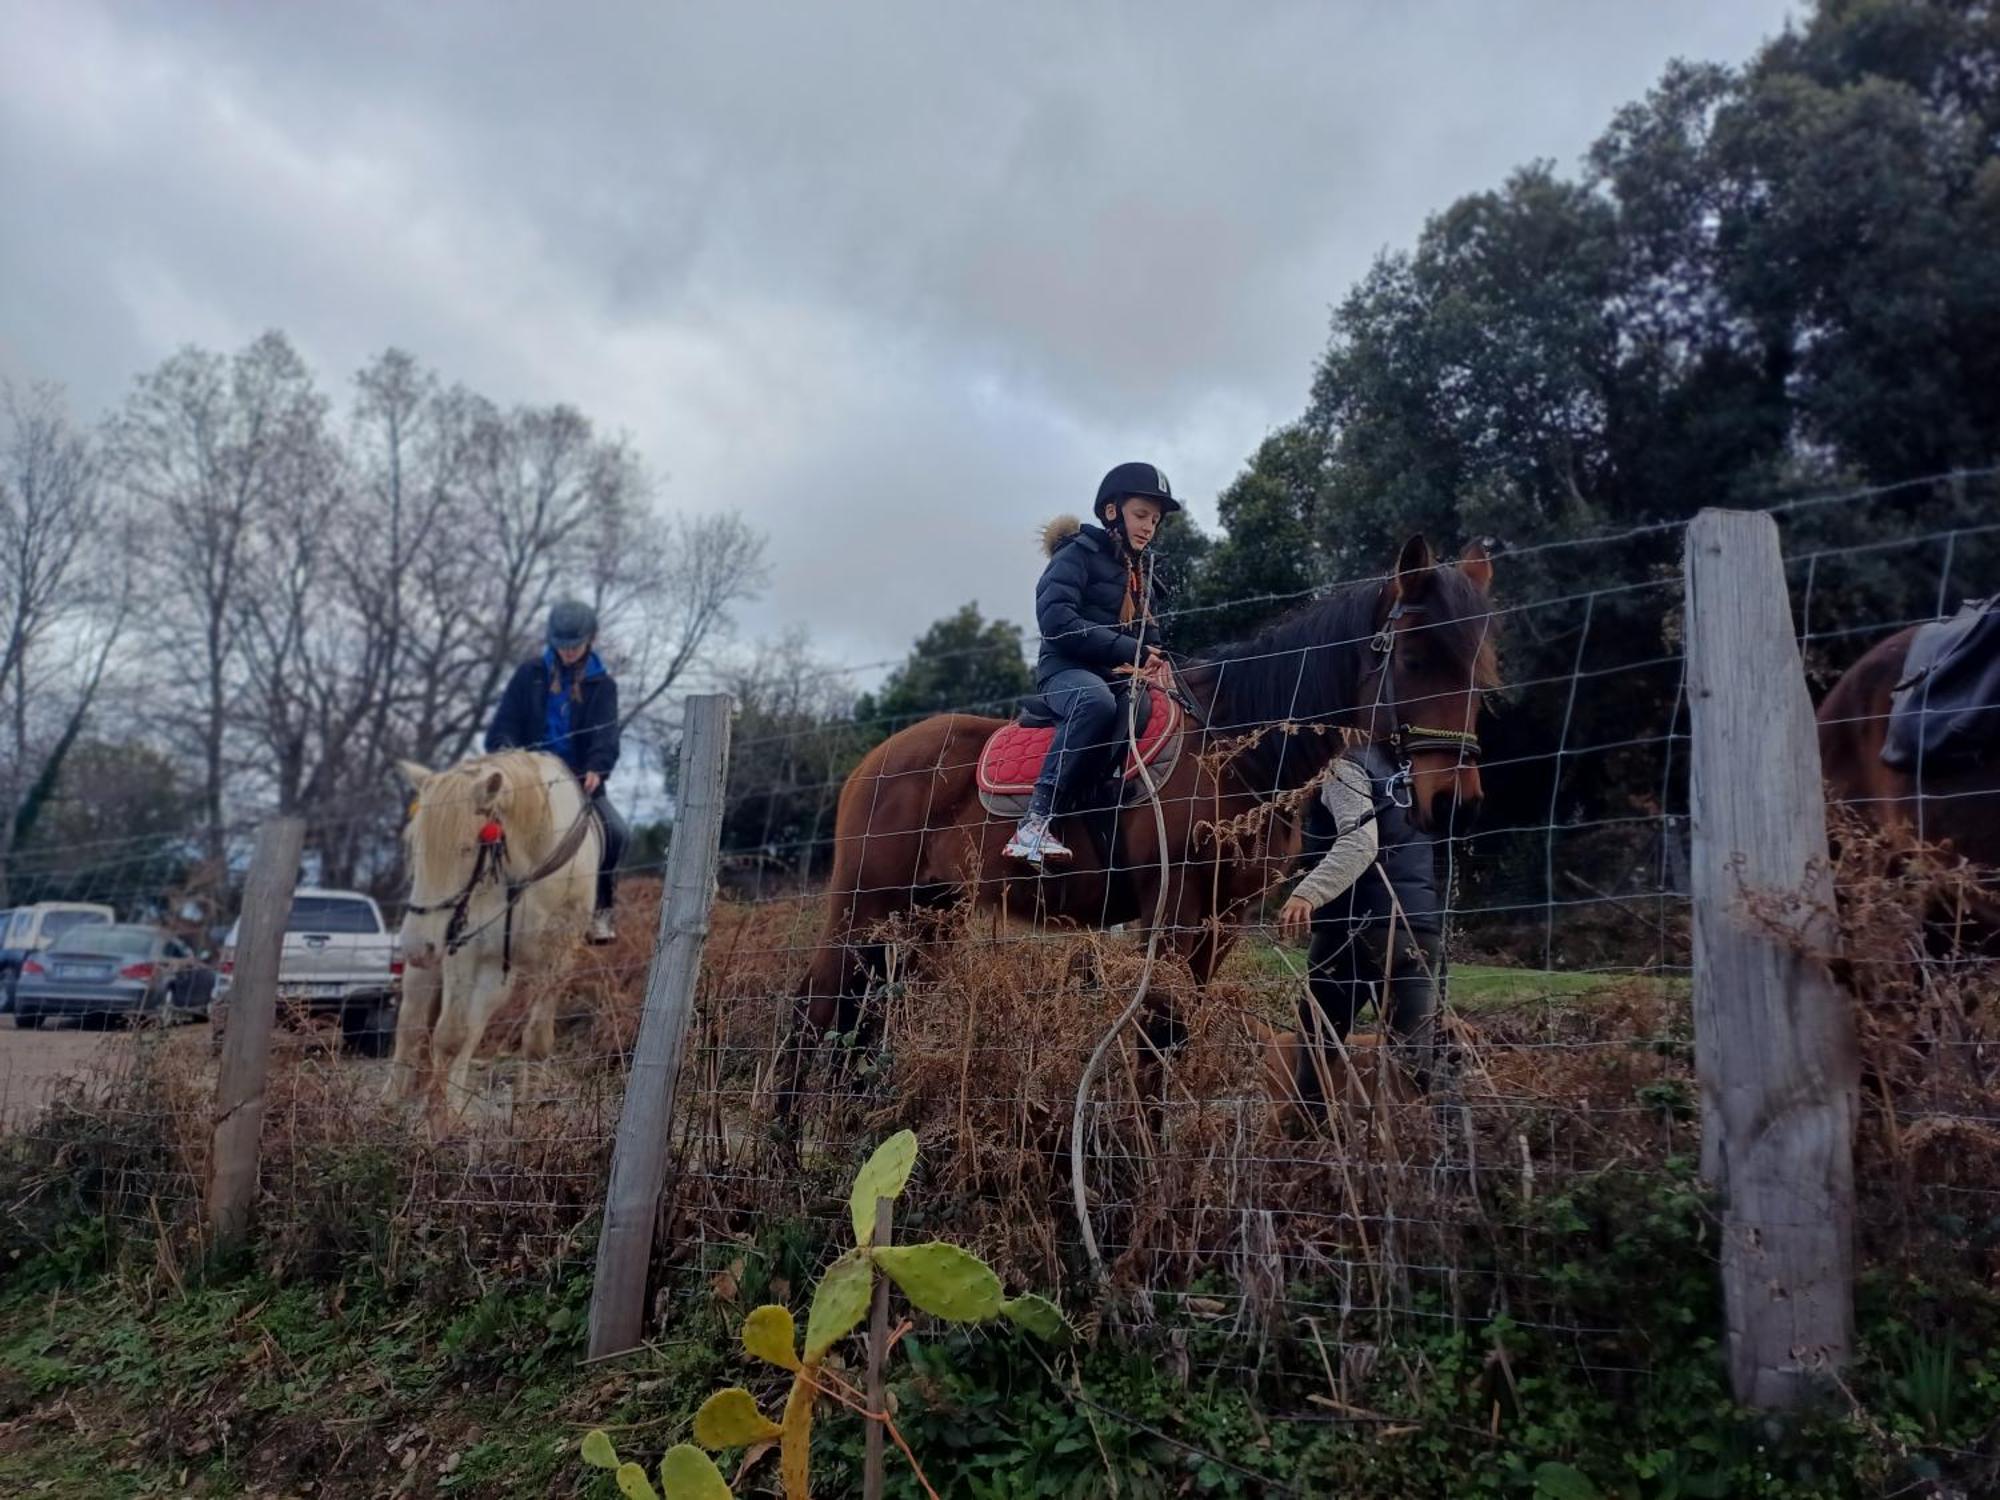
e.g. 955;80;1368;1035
591;789;627;913
1295;920;1443;1100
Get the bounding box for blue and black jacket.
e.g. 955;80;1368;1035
485;650;621;781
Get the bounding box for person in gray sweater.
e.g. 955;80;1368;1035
1276;744;1443;1101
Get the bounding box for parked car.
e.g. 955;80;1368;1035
214;888;401;1055
13;923;217;1029
0;902;118;1012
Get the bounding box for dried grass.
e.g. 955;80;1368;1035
674;900;1704;1351
13;809;1989;1359
1808;809;2000;1280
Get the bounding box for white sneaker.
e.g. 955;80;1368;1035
1003;814;1072;865
588;911;616;944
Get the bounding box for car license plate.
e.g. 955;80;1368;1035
280;983;341;1000
56;964;109;981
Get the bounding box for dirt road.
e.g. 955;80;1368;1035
0;1022;154;1128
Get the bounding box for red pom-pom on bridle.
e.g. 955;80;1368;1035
478;819;504;845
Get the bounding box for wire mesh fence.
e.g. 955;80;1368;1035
0;471;1995;1453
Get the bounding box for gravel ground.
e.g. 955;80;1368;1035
0;1017;199;1130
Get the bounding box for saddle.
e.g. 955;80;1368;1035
976;683;1184;819
1883;595;2000;773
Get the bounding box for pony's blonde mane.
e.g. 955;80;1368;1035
406;751;563;895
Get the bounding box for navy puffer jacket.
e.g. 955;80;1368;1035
485;655;621;780
1032;517;1168;685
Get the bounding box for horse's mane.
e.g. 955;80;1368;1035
1191;564;1498;793
406;751;561;893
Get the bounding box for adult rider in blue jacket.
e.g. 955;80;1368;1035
485;599;627;943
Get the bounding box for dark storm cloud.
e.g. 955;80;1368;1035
0;0;1796;670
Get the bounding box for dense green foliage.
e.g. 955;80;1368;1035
3;1160;1996;1496
1184;0;2000;629
853;603;1034;731
1155;0;2000;938
4;740;200;909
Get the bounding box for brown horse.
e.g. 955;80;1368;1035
784;536;1499;1098
1817;625;2000;940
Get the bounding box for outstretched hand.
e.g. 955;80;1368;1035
1277;895;1314;939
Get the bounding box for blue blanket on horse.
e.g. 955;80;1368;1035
1883;595;2000;773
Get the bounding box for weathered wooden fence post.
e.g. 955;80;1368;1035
1685;508;1857;1408
206;815;305;1251
588;692;733;1360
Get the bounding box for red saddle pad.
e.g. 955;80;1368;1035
975;686;1182;796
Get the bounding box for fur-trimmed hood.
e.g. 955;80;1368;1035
1040;514;1092;557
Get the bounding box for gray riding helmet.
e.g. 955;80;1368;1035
547;599;598;650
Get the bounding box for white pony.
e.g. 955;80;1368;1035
390;750;600;1123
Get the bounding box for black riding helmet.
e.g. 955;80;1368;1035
1095;461;1182;522
547;599;598;650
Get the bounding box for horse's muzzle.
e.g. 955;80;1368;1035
1427;788;1483;837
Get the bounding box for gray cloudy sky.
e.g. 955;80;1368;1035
1;0;1796;676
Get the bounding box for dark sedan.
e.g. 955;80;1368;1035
13;924;217;1029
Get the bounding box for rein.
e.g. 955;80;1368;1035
407;794;600;973
1072;548;1177;1288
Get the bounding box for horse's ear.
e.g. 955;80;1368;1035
1393;535;1436;601
397;760;434;792
1459;539;1494;593
479;769;506;807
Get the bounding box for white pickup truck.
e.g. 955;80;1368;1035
215;887;401;1054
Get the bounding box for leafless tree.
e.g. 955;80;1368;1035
430;400;622;761
53;336;767;898
230;430;342;814
342;354;464;766
415;398;767;765
108;331;331;862
596;510;769;726
0;382;129;906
